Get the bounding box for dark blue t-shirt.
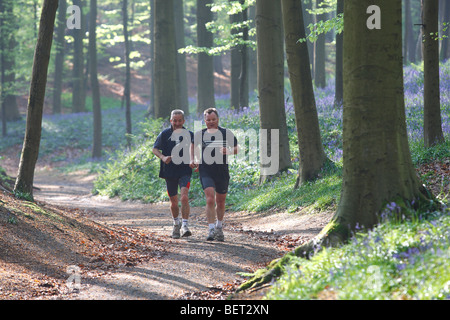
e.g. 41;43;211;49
153;126;193;179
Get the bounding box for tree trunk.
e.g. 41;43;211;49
440;0;450;61
230;3;242;109
422;0;444;147
303;0;314;69
147;0;155;117
323;0;431;245
90;0;102;159
239;0;249;109
314;0;326;88
256;0;292;182
196;0;215;113
72;0;86;113
247;4;257;95
14;0;59;199
53;0;67;114
404;0;416;63
334;0;344;106
153;0;178;119
174;0;189;115
123;0;132;146
281;0;328;187
0;0;7;137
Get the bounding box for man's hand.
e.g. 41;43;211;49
162;155;172;164
189;160;199;172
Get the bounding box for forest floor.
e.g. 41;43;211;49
0;150;332;300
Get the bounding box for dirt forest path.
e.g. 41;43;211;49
28;166;332;300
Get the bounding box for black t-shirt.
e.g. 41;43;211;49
192;127;238;179
153;126;193;179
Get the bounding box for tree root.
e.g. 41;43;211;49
236;238;321;293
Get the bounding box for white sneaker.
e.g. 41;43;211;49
181;225;192;237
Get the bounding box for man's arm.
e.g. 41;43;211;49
189;143;200;169
152;148;172;164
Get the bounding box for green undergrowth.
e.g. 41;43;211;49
264;209;450;300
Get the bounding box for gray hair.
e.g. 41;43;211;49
170;109;185;119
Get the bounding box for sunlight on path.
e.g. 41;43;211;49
32;168;292;299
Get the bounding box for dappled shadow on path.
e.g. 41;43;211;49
31;167;330;299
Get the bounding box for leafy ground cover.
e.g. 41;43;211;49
265;207;450;300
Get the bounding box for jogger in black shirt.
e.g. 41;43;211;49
190;108;238;241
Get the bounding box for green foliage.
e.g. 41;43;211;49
300;13;343;43
266;210;450;300
229;164;341;214
93;118;165;202
410;140;450;165
179;0;256;56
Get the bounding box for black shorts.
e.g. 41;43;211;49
200;173;229;194
165;175;191;197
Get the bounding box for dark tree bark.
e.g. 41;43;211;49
314;0;326;88
422;0;444;147
72;0;86;113
90;0;102;159
123;0;132;146
325;0;432;244
196;0;215;113
53;0;67;115
174;0;189;115
281;0;328;186
153;0;178;119
334;0;343;106
14;0;59;199
256;0;292;183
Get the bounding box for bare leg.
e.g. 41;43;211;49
215;192;227;222
180;187;190;220
204;187;216;224
169;194;179;219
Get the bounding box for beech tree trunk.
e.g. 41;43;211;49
196;0;215;113
314;0;326;88
422;0;444;147
334;0;344;106
53;0;67;115
174;0;189;115
123;0;132;145
323;0;432;244
154;0;178;119
14;0;59;199
281;0;328;186
90;0;102;159
256;0;292;182
72;0;86;113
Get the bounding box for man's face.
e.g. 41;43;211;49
170;114;185;130
204;112;219;129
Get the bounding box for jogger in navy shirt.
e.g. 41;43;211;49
153;110;194;239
